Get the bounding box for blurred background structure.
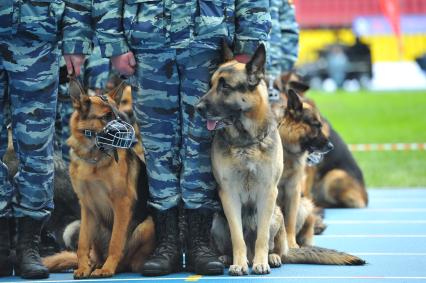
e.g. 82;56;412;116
292;0;426;188
294;0;426;91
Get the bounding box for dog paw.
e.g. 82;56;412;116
229;264;249;276
252;262;271;275
73;267;92;279
90;268;114;278
219;255;232;267
268;253;282;268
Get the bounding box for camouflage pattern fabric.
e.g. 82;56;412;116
94;0;271;211
267;0;299;77
132;48;222;211
94;0;271;57
82;42;111;91
0;0;92;220
0;38;59;220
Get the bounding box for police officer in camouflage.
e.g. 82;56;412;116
267;0;299;96
93;0;271;276
0;0;91;278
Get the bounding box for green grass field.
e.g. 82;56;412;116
307;90;426;187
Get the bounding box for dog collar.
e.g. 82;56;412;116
223;121;273;148
69;148;111;165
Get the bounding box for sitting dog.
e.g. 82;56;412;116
197;42;365;276
274;88;334;248
197;43;285;275
276;72;368;208
42;78;155;278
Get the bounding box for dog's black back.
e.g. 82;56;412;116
316;119;365;186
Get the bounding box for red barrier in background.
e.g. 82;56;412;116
295;0;426;28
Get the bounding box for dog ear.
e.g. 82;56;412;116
222;39;234;63
108;82;126;106
69;78;90;113
288;80;310;95
286;88;303;118
246;44;266;87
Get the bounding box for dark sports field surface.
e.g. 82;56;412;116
3;188;426;283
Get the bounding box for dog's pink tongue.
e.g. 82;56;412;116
207;120;218;131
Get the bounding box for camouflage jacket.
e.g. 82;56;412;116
267;0;299;77
93;0;271;57
0;0;92;54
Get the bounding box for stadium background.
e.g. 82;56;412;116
296;0;426;64
292;0;426;188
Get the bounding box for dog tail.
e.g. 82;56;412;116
42;251;78;272
319;169;368;208
63;220;80;250
282;246;365;265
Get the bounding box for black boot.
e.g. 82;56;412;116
0;218;13;277
185;209;224;275
141;208;182;276
15;217;49;279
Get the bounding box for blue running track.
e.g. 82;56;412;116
2;188;426;283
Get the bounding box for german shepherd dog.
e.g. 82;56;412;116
273;88;334;248
276;72;368;208
51;77;146;252
196;43;365;276
42;79;155;278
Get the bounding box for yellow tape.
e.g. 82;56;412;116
185;275;203;282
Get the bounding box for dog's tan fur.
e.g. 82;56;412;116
274;89;333;248
276;72;368;208
197;44;286;275
200;44;365;273
42;80;154;279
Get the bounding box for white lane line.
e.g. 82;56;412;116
199;276;426;280
325;220;426;224
371;198;426;202
319;234;426;238
9;276;426;283
327;208;426;212
352;252;426;256
3;278;184;283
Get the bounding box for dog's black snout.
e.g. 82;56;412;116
195;100;208;116
326;141;334;152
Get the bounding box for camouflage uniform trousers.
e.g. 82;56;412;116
267;0;299;77
1;77;10;152
131;47;221;211
55;81;73;163
0;36;59;220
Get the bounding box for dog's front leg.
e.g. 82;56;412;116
284;181;302;248
74;205;95;279
219;189;248;276
252;188;278;275
90;196;132;278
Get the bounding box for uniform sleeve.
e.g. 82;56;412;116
62;0;93;55
234;0;271;56
279;0;299;72
92;0;130;58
